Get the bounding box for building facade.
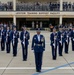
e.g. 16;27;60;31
0;0;74;30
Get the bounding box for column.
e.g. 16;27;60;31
59;16;62;25
40;22;42;28
13;16;16;25
32;21;35;29
60;0;63;11
13;0;16;11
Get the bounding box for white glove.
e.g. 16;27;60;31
23;42;25;45
66;40;67;42
24;36;25;39
53;44;55;47
31;48;34;52
7;34;8;36
61;35;63;38
67;36;69;38
59;41;62;43
69;37;71;40
13;36;15;38
1;33;2;36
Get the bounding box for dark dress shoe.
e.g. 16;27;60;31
7;52;10;53
36;70;41;72
13;55;16;57
53;58;56;60
23;59;27;61
59;55;63;56
65;52;68;54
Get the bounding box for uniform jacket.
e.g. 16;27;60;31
5;30;12;42
0;29;6;41
50;32;58;47
32;34;45;52
20;31;30;46
11;30;19;43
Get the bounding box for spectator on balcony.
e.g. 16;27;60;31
68;2;72;11
72;3;74;11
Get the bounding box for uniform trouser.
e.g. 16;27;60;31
72;40;74;51
51;46;57;59
58;43;63;56
50;28;53;32
22;44;28;60
34;52;43;71
1;40;5;51
6;42;10;53
13;43;18;56
64;42;69;53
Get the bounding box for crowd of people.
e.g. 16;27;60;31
0;1;74;11
63;2;74;11
50;25;73;60
16;2;60;11
16;1;74;11
0;1;13;11
0;22;15;30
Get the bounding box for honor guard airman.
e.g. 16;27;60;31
11;26;19;57
68;26;72;40
57;27;64;56
5;26;12;53
20;26;30;61
64;29;70;54
50;28;58;60
0;26;6;51
31;29;45;72
71;26;74;51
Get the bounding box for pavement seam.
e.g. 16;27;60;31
63;55;74;72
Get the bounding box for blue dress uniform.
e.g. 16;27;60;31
0;29;6;51
5;30;12;53
20;31;30;61
50;32;58;60
71;29;74;51
32;32;45;72
11;30;19;56
0;27;1;37
57;31;64;56
68;28;72;39
64;30;70;53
